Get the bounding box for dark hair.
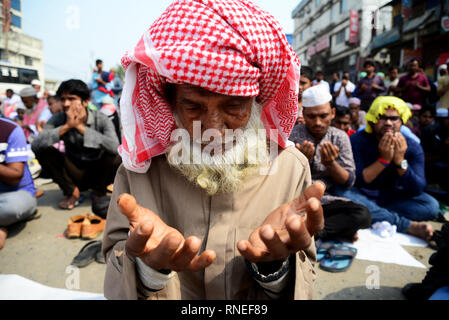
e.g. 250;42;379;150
388;66;398;72
364;60;376;68
47;95;61;102
316;71;324;75
96;59;103;66
301;66;314;81
419;106;435;117
408;58;421;68
335;106;351;118
6;89;13;94
56;79;90;101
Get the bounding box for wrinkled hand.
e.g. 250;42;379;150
393;132;408;165
117;194;216;272
237;181;325;263
296;141;315;162
319;142;340;166
378;133;395;162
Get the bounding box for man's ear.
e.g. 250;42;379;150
82;99;89;108
331;105;336;120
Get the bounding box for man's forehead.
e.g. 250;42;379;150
384;107;400;115
303;103;331;115
175;84;253;102
60;93;80;99
337;114;350;120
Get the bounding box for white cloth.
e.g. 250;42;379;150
334;81;355;107
2;94;21;107
0;274;105;300
135;257;175;291
343;229;427;269
302;85;333;107
313;79;330;92
38;107;52;122
372;221;397;238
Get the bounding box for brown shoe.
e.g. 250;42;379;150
66;213;88;239
81;214;106;240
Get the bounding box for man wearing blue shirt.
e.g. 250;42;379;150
0;118;37;249
334;96;438;242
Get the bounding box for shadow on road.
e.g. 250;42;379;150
322;285;406;300
6;221;26;238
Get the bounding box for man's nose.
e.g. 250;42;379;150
62;100;71;108
202;111;226;136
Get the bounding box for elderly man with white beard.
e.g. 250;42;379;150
102;0;325;300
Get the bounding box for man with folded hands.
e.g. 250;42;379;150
102;0;325;300
290;85;371;242
31;79;120;210
333;96;439;242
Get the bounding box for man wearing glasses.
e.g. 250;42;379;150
333;96;438;242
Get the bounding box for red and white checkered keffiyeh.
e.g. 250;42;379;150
119;0;301;173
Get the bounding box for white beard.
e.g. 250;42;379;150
166;102;270;195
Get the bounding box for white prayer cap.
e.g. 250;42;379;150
349;97;361;105
439;64;448;70
31;79;41;86
302;85;332;108
19;87;37;98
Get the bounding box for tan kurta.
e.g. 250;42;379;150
102;146;316;300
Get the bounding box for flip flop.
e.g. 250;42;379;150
316;240;342;262
319;244;357;273
71;240;102;268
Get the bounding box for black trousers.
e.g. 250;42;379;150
35;146;121;197
316;200;372;241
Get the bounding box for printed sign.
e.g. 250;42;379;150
349;9;359;44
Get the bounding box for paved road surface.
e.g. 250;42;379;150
0;182;443;299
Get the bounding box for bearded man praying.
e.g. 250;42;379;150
102;0;325;300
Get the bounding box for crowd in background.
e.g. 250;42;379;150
0;56;448;273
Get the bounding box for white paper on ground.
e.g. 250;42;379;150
342;229;427;269
0;274;106;300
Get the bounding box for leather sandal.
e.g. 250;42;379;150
66;213;88;238
81;214;106;240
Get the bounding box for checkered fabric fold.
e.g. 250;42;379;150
119;0;301;173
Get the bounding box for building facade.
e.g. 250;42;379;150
292;0;392;80
369;0;449;80
0;0;45;92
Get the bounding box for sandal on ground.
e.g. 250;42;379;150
66;213;89;239
95;249;105;264
71;240;102;268
59;196;80;210
315;240;342;262
319;244;357;273
81;214;106;240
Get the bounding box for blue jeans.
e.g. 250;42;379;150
333;187;439;233
0;190;37;227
